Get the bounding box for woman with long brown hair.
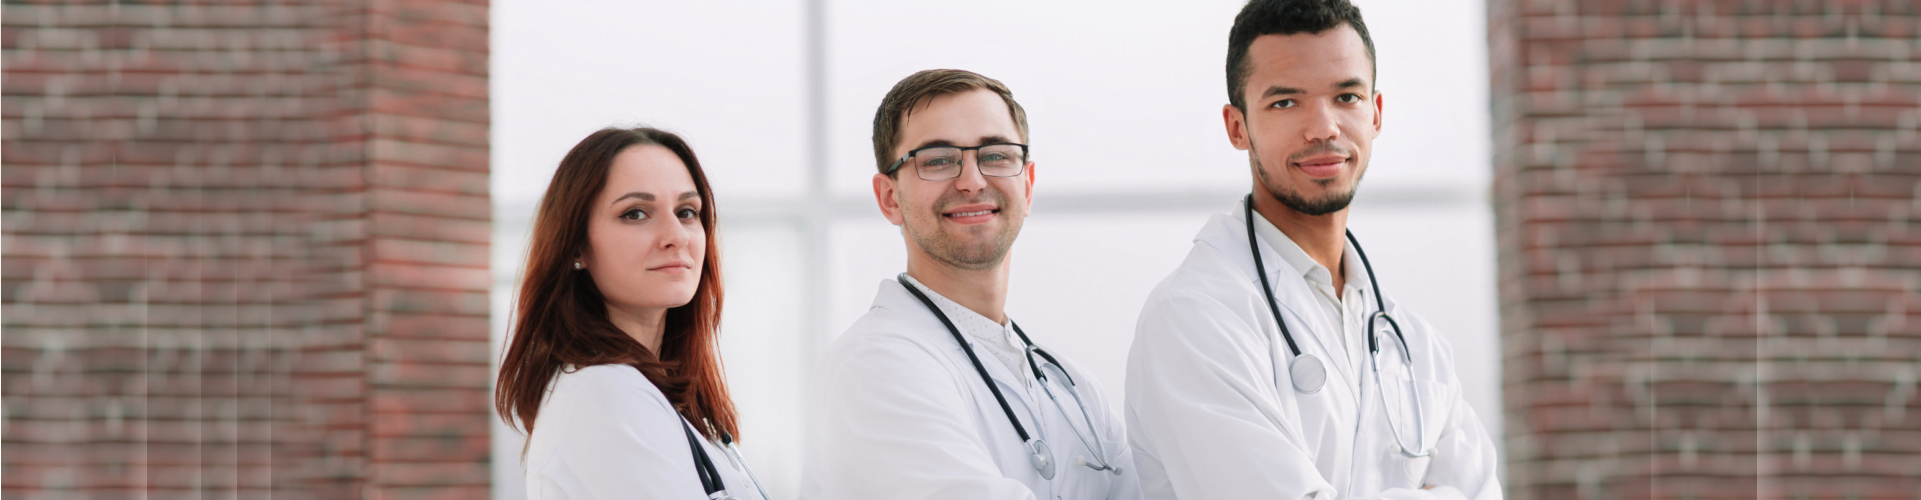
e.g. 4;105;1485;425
496;127;766;500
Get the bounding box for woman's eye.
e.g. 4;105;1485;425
1269;99;1295;109
621;209;646;221
676;208;698;220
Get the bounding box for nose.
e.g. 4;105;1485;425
951;150;989;192
656;214;691;249
1302;103;1341;144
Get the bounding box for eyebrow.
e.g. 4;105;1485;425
910;135;1016;151
1261;85;1305;98
612;191;700;204
1260;78;1371;99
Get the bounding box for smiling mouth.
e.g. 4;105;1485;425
945;209;998;218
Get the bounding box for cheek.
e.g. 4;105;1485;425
899;187;936;217
991;178;1028;203
688;223;707;262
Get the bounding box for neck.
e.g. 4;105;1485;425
607;304;669;355
1252;193;1349;290
904;254;1011;324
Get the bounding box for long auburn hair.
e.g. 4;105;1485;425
495;127;737;442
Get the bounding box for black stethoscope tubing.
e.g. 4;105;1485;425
1246;194;1437;457
897;275;1123;479
682;420;733;499
896;277;1038;443
1243;194;1400;361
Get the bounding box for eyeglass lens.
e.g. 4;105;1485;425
914;144;1025;180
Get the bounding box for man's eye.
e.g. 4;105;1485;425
1270;99;1295;109
923;157;956;167
621;209;646;220
1337;94;1362;103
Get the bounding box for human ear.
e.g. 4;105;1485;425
1223;104;1252;151
872;173;905;226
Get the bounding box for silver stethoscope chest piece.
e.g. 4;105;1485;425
896;275;1123;482
1289;353;1327;394
1026;438;1056;480
1242;194;1435;457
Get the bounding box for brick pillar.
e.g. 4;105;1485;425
2;1;492;498
1488;1;1919;499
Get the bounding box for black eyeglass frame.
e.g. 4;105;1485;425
884;142;1030;180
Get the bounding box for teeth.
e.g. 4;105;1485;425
948;210;993;217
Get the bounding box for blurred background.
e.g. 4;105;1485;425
4;0;1915;499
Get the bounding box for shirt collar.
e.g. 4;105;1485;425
1247;210;1367;294
900;274;1017;350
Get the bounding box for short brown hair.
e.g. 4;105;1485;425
871;69;1029;175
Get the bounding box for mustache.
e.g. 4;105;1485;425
1287;142;1353;163
935;188;1005;212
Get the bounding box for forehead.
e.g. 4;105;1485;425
1241;25;1373;94
895;89;1021;154
600;145;694;199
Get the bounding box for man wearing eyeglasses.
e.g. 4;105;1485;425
802;69;1142;500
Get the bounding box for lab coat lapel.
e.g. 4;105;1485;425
873;279;1047;452
1201;209;1361;400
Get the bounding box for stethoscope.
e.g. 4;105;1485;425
681;419;770;500
1243;194;1433;457
897;275;1122;480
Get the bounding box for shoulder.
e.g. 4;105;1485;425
540;364;676;427
1135;241;1263;341
812;280;979;406
551;364;666;400
528;364;683;460
821;305;964;381
1144;237;1254;308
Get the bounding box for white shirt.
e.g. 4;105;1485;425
524;364;768;500
803;278;1143;500
902;274;1034;384
1252;212;1372;383
1124;203;1502;500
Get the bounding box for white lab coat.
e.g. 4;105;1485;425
524;364;768;500
1125;205;1502;500
803;279;1143;500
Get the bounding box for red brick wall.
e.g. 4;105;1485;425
1488;1;1919;499
2;1;493;498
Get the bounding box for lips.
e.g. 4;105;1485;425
648;261;694;273
1292;154;1349;179
941;203;1000;225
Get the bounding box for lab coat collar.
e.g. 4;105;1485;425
871;279;1042;406
1197;203;1366;396
1245;205;1371;300
901;275;1021;347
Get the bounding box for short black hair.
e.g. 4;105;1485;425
1225;0;1377;111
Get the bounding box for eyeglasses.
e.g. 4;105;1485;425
885;143;1029;181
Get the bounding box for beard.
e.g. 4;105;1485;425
902;188;1022;271
1253;141;1365;216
